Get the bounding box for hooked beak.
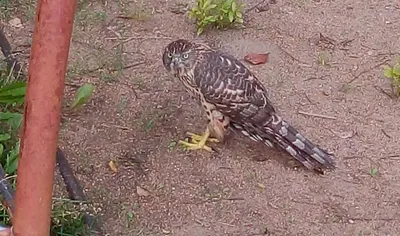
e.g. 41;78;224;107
172;57;180;67
170;57;182;72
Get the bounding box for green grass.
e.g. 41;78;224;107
0;195;95;235
0;0;36;21
74;0;108;28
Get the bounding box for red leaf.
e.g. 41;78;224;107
244;53;270;65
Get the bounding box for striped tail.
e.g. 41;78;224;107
232;114;335;173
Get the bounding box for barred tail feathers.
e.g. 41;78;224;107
232;114;335;171
270;114;335;170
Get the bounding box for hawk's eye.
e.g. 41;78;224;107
167;53;172;58
182;53;189;59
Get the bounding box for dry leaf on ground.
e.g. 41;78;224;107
108;160;118;173
137;186;150;197
329;129;356;139
244;53;270;65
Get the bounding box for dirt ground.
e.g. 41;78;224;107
2;0;400;235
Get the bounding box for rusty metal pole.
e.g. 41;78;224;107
13;0;77;235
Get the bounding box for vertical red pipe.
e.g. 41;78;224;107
13;0;77;235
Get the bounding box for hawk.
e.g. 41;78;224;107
162;39;335;173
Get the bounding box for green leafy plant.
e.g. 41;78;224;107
0;77;25;176
0;64;95;235
189;0;245;35
383;58;400;96
0;81;26;104
369;167;379;177
0;79;25;176
70;82;95;109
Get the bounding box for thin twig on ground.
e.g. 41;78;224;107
71;39;106;51
329;129;355;139
109;61;146;72
304;76;324;81
276;44;312;67
387;154;400;160
222;197;245;201
381;129;392;138
120;80;140;99
79;61;145;76
302;92;314;105
298;111;337;120
373;85;395;99
101;124;130;130
218;221;236;227
375;154;400;161
348;59;391;83
109;36;172;49
64;82;82;88
349;217;400;222
84;63;107;74
245;0;266;13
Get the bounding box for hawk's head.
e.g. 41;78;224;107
162;39;198;74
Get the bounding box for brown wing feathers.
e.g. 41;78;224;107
194;46;335;172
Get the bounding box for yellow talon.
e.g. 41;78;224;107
186;132;220;143
178;140;213;152
178;128;217;152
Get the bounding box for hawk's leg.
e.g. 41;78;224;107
178;102;224;152
186;131;220;144
178;127;219;152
